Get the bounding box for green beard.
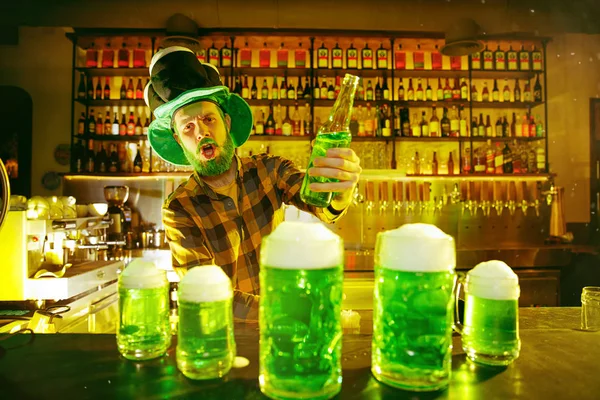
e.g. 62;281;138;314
182;133;235;177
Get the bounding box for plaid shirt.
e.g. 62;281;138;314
163;153;347;321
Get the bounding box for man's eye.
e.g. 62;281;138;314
184;123;194;131
205;117;215;123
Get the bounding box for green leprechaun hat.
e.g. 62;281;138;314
144;46;252;166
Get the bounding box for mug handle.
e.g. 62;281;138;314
453;272;466;335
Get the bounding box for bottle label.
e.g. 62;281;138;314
240;48;252;67
460;120;467;137
429;121;439;136
209;49;220;67
259;49;271;68
421;125;429;137
450;56;462;70
524;91;531;102
102;50;114;68
532;52;543;71
242;88;249;99
86;49;98;68
416;90;423;101
426;88;432;100
377;49;388;69
483;51;494;70
413;52;424;70
347;49;358;69
265;126;275;135
461;86;468;99
221;48;232;67
519;52;530;70
395;51;406;70
431;52;442;70
276;49;288;67
332;48;343;68
508;52;518;70
411;126;420;137
282;123;292;136
362;49;373;69
450;120;459;132
493;91;499;102
295;49;306;68
318;48;329;68
365;119;374;133
495;53;506;70
471;52;481;69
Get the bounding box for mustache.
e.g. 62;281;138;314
196;138;219;153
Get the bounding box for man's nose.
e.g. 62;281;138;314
195;118;211;141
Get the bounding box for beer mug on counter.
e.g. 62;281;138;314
455;260;521;366
372;223;456;391
259;221;344;400
176;266;236;379
117;259;171;360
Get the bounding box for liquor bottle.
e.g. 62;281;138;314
529;115;537;137
449;106;459;137
420;111;429;137
494;143;504;174
536;115;544;137
77;112;86;135
436;78;443;101
272;76;279;100
536;145;546;172
85;73;93;99
441;107;451;137
331;43;343;69
426;79;433;101
118;43;130;68
365;103;375;136
126;112;135;135
277;43;289;68
519;44;531;71
96;112;104;135
126;78;134;99
265;103;275;135
443;78;452;100
471;49;482;70
432;152;439;175
411;113;420;137
448;152;455;175
303;76;311;99
492;79;500;102
362;43;374;69
143;117;150;135
242;75;249;99
291;103;301;136
377;43;388;69
459;106;468;137
503;143;513;173
254;110;265;135
95;78;102;99
251;77;258;99
531;45;543;71
119;113;127;136
478;114;485;137
303;103;312;136
472;117;479;137
345;43;358;69
102;77;110;99
86;42;98;68
398;79;405;100
221;43;233;68
413;44;424;70
482;82;490;102
432;44;442;70
528;145;537;173
482;44;494;70
135;78;143;99
494;45;506;70
133;146;143;173
502;79;511;102
452;78;460;100
77;73;86;99
382;76;389;100
401;108;410;137
96;144;108;173
135;116;143;135
502;115;509;137
232;75;241;95
495;117;503;137
196;46;207;63
375;78;382;101
295;42;307;68
366;80;374;101
486;141;495;174
381;105;392;137
256;78;266;100
282;106;292;136
104;112;112;135
510;112;517;137
280;77;288;100
393;107;401;136
485;115;492;137
133;43;146;68
406;78;414;101
208;43;220;67
108;144;119;173
520;114;528;137
395;44;406;70
86;140;95;173
294;77;303;100
88;109;96;134
450;55;462;70
288;77;296;100
514;79;521;102
102;42;114;68
460;78;468;100
414;151;421;175
320;78;328;100
507;45;518;71
327;79;335;100
239;41;252;67
533;74;543;102
415;78;423;101
274;105;282;135
523;80;532;102
429;106;439;137
471;83;479;102
112;113;119;136
317;42;329;68
473;147;485;173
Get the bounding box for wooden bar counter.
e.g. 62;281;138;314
1;308;598;399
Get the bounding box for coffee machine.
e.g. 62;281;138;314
105;185;131;244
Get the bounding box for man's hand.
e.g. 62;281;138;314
307;148;362;210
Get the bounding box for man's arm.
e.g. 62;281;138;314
163;201;260;322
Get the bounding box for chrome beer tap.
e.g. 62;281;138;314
379;181;389;216
392;181;404;216
365;181;375;215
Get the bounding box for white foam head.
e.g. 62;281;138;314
120;259;167;289
466;260;520;300
375;223;455;272
178;265;232;302
260;221;343;269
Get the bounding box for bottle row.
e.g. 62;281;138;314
77;74;149;101
84;42;148;68
183;41;543;72
77;109;150;136
404;141;546;176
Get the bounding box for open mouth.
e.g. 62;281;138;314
200;143;217;160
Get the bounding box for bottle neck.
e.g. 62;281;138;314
319;76;359;134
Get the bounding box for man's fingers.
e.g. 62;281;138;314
326;148;360;163
312;157;362;173
309;181;356;192
308;167;358;182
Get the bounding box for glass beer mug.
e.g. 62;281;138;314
455;260;521;366
372;223;456;392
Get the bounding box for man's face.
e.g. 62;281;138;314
173;101;235;177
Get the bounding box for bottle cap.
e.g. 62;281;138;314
179;265;232;303
466;260;520;300
119;259;167;289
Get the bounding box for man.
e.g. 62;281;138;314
145;47;361;321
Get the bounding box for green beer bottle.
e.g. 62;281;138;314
176;265;236;379
117;260;171;360
459;260;521;366
259;221;344;400
300;73;360;208
372;223;456;391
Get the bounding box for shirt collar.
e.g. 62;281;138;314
191;154;242;199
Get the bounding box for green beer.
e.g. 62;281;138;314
259;221;344;400
461;260;520;366
177;266;235;379
372;223;456;391
117;260;171;360
300;74;359;208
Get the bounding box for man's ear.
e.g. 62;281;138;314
224;113;231;132
172;129;181;145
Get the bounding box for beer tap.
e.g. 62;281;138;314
392;181;404;216
460;181;470;215
422;182;433;214
469;181;479;216
506;181;517;216
451;183;461;204
517;181;529;215
480;181;491;217
365;181;375;215
407;181;418;215
379;181;389;215
493;181;505;217
530;181;541;217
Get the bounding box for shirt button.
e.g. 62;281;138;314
248;251;254;258
226;200;233;208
